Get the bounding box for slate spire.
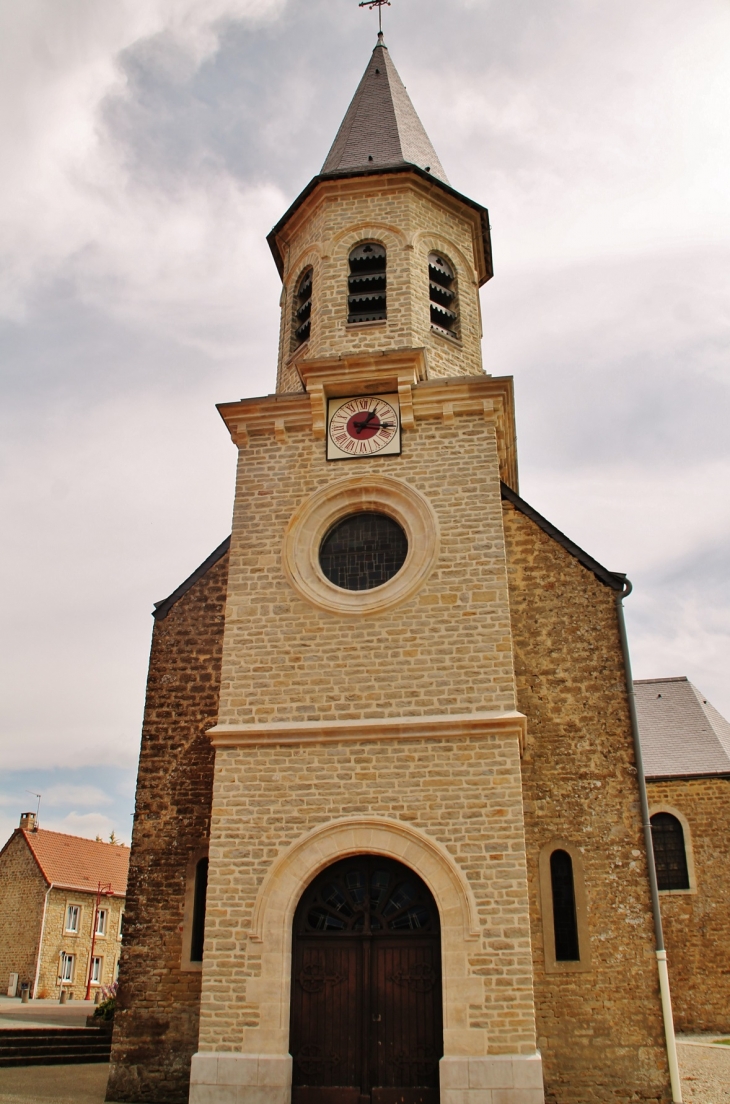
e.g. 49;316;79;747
322;34;449;185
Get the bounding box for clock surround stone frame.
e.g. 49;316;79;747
281;473;440;617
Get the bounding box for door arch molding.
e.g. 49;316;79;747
246;816;481;1051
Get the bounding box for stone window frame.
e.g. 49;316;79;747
59;951;76;983
414;231;473;349
331;224;403;332
649;804;697;896
95;908;108;937
291;265;313;352
281;474;440;618
428;250;460;342
64;903;82;935
538;839;592;974
181;846;209;972
90;954;104;985
346;239;387;326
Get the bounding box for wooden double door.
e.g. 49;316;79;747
290;856;443;1104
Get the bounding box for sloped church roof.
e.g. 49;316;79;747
322;34;449;184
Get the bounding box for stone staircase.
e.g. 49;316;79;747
0;1025;112;1066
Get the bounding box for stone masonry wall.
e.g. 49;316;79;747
502;500;670;1104
36;887;124;999
106;551;228;1104
647;775;730;1032
0;833;48;996
219;413;515;725
201;732;538;1055
275;175;485;392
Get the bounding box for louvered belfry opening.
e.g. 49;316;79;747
348;242;387;323
428;252;458;338
293;267;313;349
651;813;690;891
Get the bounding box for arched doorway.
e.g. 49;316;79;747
290;854;443;1104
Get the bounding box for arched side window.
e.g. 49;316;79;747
190;856;209;962
651;812;690;891
550;850;579;961
538;840;591;973
428;253;458;338
348;243;386;323
181;849;208;970
292;267;313;349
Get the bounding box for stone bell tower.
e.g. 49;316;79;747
191;31;542;1104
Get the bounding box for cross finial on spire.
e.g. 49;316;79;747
358;0;391;37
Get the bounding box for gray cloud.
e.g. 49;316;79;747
0;0;728;791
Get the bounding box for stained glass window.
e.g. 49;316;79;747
651;813;690;891
319;512;407;591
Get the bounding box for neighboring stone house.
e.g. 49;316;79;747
637;676;730;1034
0;814;128;1000
107;34;684;1104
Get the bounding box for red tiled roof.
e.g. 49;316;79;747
22;828;129;897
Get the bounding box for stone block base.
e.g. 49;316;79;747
189;1053;292;1104
190;1052;543;1104
440;1054;544;1104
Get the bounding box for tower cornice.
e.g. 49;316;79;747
217;372;517;491
267;165;493;287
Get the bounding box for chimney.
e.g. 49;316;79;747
19;812;37;832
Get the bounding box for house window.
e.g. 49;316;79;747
91;956;103;984
348;243;386;323
60;953;75;982
428;253;458;338
96;909;108;936
65;905;80;933
292;267;313;349
550;850;580;961
651;812;690;890
190;856;209;963
118;911;124;939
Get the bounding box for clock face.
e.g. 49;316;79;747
327;394;401;460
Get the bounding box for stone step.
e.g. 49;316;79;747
0;1026;112;1066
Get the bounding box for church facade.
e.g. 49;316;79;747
107;37;674;1104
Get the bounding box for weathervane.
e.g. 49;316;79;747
359;0;390;36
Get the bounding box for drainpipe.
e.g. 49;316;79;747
33;884;53;999
615;580;682;1103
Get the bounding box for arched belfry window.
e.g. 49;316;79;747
428;253;458;338
348;243;386;323
651;813;690;890
550;849;580;961
292;267;313;349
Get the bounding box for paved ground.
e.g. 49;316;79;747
0;998;97;1031
0;1064;109;1104
0;1042;727;1103
678;1036;730;1103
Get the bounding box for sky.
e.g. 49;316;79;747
1;0;728;847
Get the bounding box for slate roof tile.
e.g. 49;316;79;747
635;676;730;779
322;36;448;184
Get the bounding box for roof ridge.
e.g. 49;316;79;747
500;482;626;591
153;536;231;621
634;676;689;684
24;827;128;848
